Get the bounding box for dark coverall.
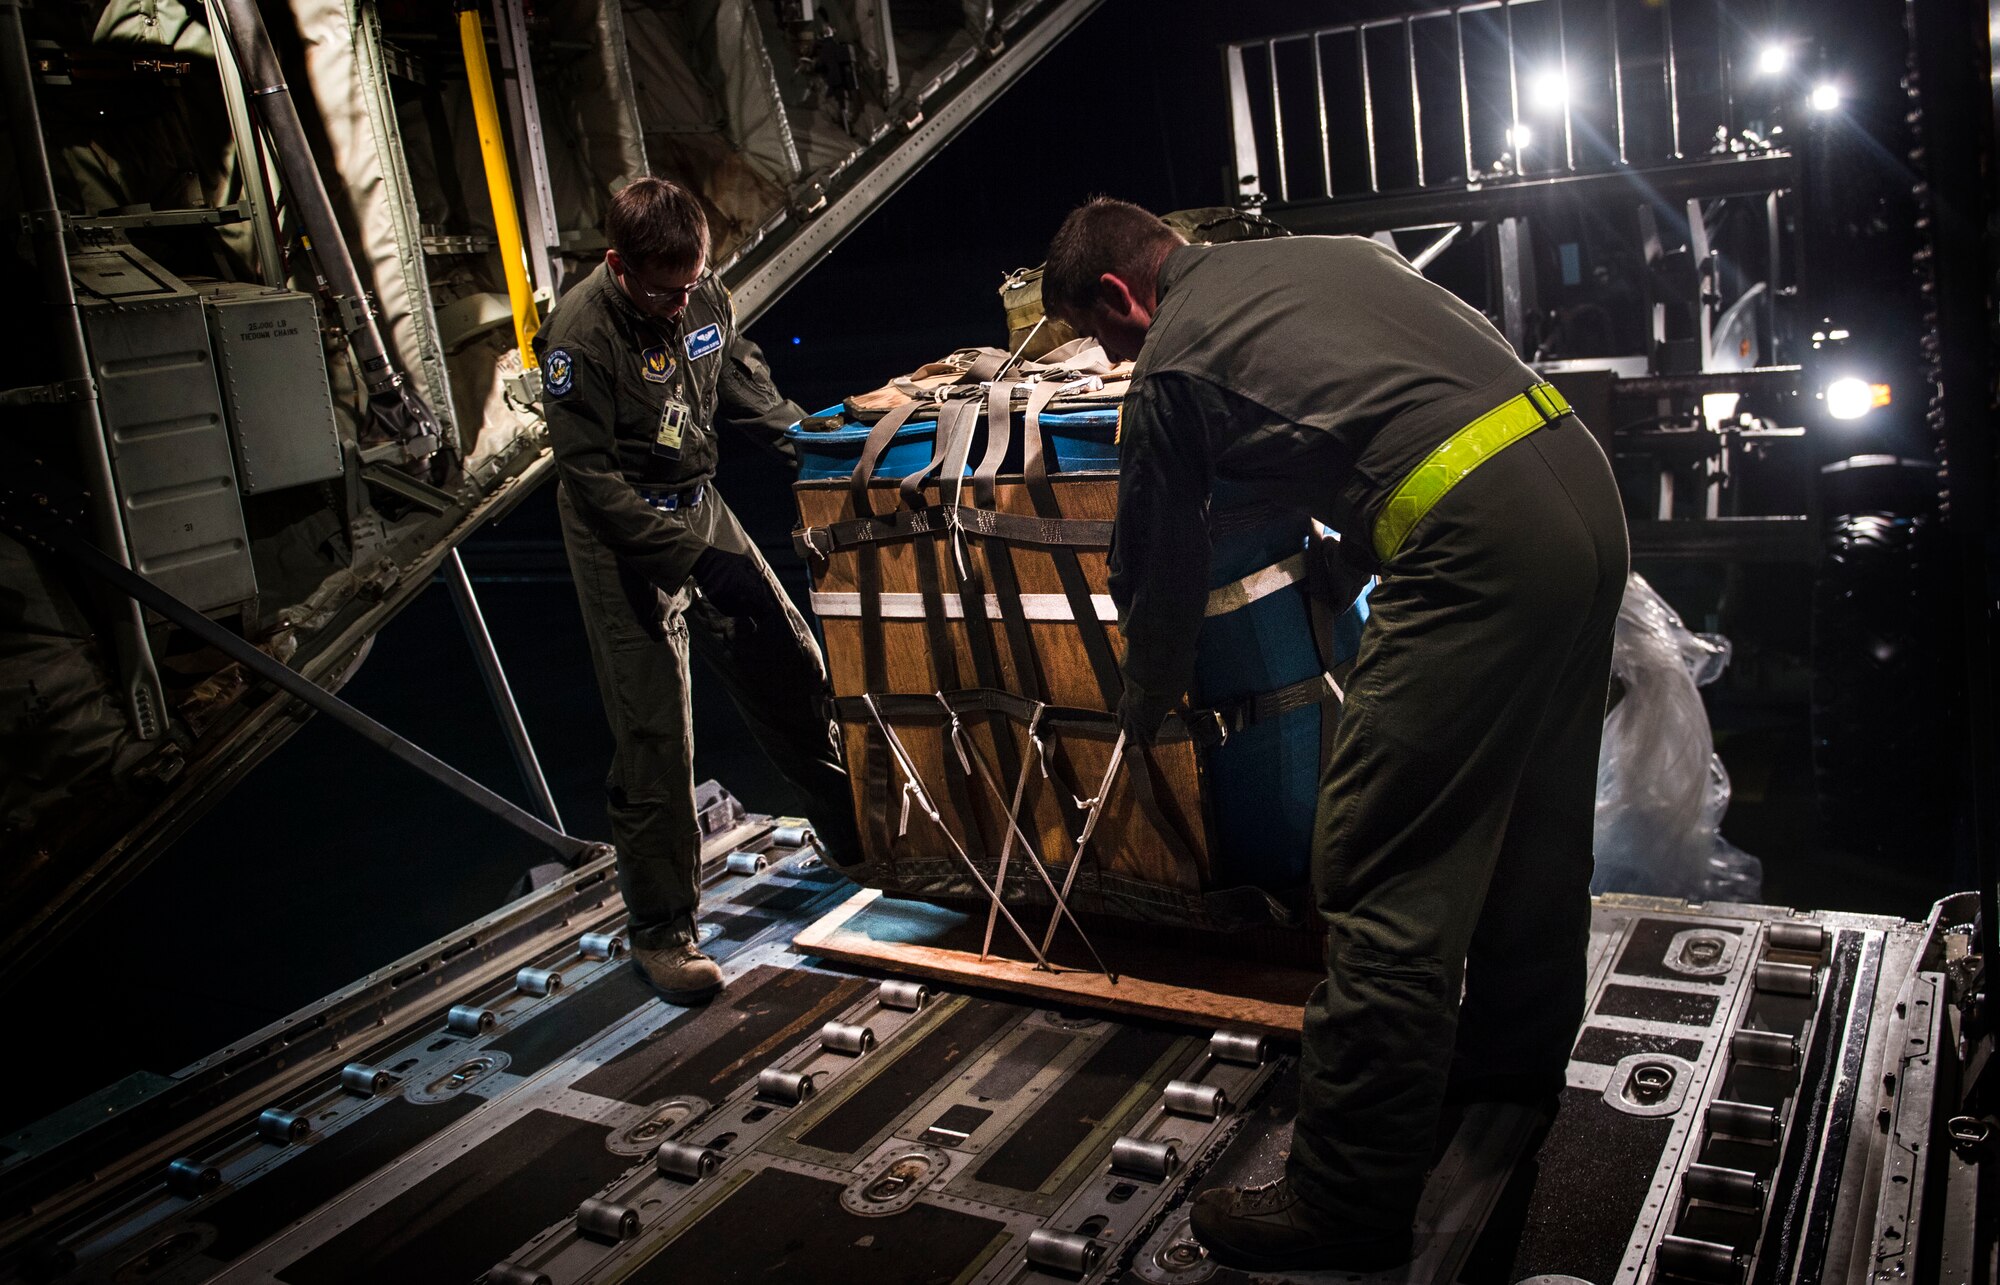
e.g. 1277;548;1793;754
1110;237;1628;1228
533;262;862;952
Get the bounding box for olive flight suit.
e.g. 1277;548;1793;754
1111;237;1628;1230
533;262;863;952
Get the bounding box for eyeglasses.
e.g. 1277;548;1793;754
626;267;712;306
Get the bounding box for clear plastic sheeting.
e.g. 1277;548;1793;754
1592;574;1763;902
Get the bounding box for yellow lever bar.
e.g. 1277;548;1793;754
458;3;539;367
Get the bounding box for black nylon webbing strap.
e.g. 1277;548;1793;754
848;399;928;867
1021;388;1207;887
973;381;1013;509
900;399;989;860
899;398;972;513
849;399;925;519
932;397;1026;806
832;675;1343;749
794;504;1112;560
965;385;1040;700
961;384;1065;831
1022;387;1121;703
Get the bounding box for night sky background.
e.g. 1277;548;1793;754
6;0;1951;1135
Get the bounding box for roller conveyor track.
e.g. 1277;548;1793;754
0;797;1946;1285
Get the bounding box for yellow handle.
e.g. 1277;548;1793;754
458;6;539;367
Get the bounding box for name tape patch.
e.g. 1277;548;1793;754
684;323;722;362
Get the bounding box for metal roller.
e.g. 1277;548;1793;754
1163;1080;1228;1120
515;968;564;997
1655;1233;1746;1283
1766;921;1827;955
757;1068;817;1105
655;1139;723;1181
578;931;625;960
725;851;768;875
1025;1227;1103;1276
447;1005;497;1036
878;979;929;1011
483;1263;550;1285
772;825;810;847
820;1021;875;1055
1209;1030;1267;1066
164;1158;219;1198
1754;960;1816;997
339;1062;391;1096
1682;1163;1766;1209
254;1108;308;1144
1731;1029;1799;1069
1706;1099;1782;1141
1109;1135;1180;1180
576;1197;639;1242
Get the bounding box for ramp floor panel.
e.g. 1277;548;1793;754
486;966;655;1077
274;1110;631;1285
625;1167;1009;1285
4;832;1934;1285
1459;1091;1676;1284
193;1095;486;1264
572;965;866;1106
971;1024;1184;1194
796;996;1026;1156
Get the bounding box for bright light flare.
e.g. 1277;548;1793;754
1825;377;1891;420
1506;123;1533;151
1529;70;1570;110
1756;44;1791;77
1810;82;1843;112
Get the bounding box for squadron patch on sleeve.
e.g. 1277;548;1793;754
545;348;575;397
640;345;675;383
683;323;722;362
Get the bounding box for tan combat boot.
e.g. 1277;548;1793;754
630;939;723;1004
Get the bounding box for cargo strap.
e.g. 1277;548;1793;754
939;698;1115;977
1018;382;1205;892
811;590;1117;622
1039;730;1126;960
830;673;1341;752
793;504;1112;563
812;551;1312;623
849;398;987;864
827;379;1207;899
1203;551;1306;617
910;400;998;860
1373;381;1573;562
860;694;1055;970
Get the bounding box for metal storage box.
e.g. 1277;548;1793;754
71;246;257;614
200;282;343;494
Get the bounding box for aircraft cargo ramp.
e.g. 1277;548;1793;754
0;787;1969;1285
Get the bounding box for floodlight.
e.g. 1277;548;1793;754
1825;377;1891;420
1529;69;1570;110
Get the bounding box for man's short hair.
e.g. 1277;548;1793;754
606;177;710;273
1041;197;1183;320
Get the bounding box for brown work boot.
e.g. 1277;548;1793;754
1189;1177;1412;1272
630;940;723;1004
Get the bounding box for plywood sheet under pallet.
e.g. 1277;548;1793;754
793;888;1318;1036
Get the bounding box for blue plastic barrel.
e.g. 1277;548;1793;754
1047;413;1370;893
785;406;948;481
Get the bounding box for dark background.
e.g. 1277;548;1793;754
4;0;1949;1136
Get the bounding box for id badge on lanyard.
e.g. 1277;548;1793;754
654;397;692;461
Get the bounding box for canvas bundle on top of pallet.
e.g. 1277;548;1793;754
789;360;1369;936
